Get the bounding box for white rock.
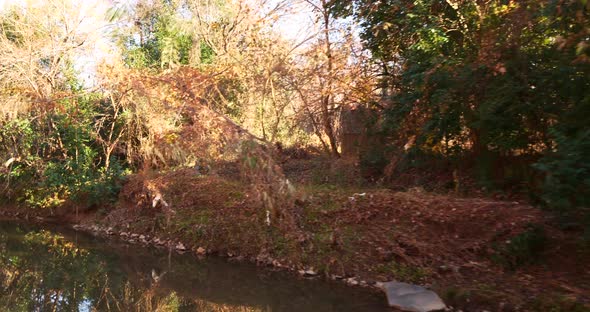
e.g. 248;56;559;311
196;247;206;255
379;281;446;312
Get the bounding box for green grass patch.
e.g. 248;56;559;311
171;210;213;238
268;227;292;257
375;261;430;283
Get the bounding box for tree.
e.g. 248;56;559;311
0;1;101;102
332;0;590;212
0;1;123;209
112;0;193;69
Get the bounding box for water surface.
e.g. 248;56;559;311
0;221;387;311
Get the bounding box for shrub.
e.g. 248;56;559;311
534;129;590;218
492;224;547;270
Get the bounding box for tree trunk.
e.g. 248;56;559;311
322;94;339;157
320;0;339;158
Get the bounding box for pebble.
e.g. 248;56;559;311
176;242;187;251
345;277;359;286
298;268;318;277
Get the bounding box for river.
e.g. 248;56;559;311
0;221;388;311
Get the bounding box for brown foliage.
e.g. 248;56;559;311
102;65;300;230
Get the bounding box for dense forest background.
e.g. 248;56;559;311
0;0;588;232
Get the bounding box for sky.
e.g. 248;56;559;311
268;0;316;43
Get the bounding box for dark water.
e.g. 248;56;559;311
0;221;387;311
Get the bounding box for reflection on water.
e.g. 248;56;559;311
0;221;387;311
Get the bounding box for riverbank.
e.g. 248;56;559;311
2;161;589;311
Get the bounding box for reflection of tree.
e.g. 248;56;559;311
0;227;108;311
0;224;264;312
98;282;266;312
0;223;383;311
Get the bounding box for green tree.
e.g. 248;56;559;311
332;0;590;215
